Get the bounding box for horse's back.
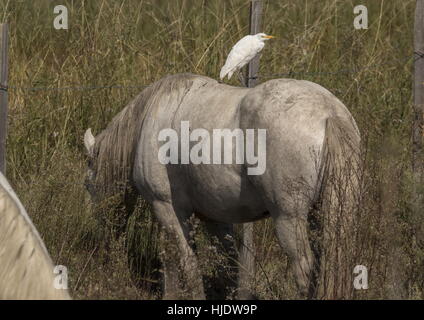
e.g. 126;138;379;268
240;78;358;134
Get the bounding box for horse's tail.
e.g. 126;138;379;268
315;116;361;299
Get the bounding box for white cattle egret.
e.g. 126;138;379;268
220;33;275;80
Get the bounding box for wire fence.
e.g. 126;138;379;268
7;84;150;92
1;51;418;93
3;44;419;179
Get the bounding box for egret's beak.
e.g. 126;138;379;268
263;35;276;39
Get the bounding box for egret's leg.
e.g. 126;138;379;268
237;71;247;87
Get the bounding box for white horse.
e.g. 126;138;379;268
84;73;361;299
0;172;70;299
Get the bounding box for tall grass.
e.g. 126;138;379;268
0;0;421;299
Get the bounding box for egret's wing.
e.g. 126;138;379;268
0;172;71;299
220;48;243;79
220;36;252;79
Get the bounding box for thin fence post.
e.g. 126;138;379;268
238;0;263;300
413;0;424;249
246;0;263;88
0;23;9;175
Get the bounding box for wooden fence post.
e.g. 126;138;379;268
238;0;263;300
413;0;424;245
246;0;263;88
0;23;9;175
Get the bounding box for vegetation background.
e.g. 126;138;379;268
0;0;422;299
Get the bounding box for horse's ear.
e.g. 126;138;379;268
84;128;95;157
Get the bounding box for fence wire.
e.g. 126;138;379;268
7;84;150;92
1;52;417;93
6;48;416;188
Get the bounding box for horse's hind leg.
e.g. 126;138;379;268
247;167;315;297
203;220;237;299
272;211;314;298
153;201;205;300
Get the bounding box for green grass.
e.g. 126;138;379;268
0;0;422;299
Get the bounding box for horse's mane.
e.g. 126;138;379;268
93;73;210;196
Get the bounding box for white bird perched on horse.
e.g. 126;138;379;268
220;33;275;81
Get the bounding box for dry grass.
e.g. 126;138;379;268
0;0;422;299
